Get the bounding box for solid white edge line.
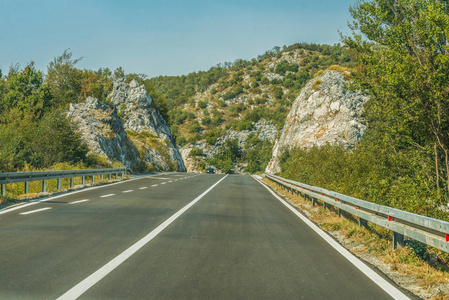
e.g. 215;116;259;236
252;176;410;300
100;194;115;198
57;174;228;300
19;207;52;215
0;176;146;216
68;200;90;205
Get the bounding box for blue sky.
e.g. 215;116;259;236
1;0;356;78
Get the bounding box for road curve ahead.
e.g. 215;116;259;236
0;174;410;299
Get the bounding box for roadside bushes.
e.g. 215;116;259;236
279;140;446;220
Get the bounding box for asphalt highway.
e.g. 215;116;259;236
0;174;413;299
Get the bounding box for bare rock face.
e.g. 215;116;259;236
67;79;186;172
266;70;368;174
109;79;186;172
67;97;140;170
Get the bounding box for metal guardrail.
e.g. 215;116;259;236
0;168;127;197
265;173;449;253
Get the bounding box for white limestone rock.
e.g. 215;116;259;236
266;70;369;174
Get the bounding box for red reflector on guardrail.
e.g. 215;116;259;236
335;198;338;201
321;193;323;196
388;216;392;221
446;234;449;242
355;206;358;209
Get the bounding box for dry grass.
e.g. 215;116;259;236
1;174;125;206
327;65;352;80
313;70;324;78
327;65;351;73
262;177;449;299
0;162;126;206
312;79;322;91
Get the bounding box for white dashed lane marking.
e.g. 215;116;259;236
100;194;115;198
122;190;133;193
139;187;148;190
68;199;90;205
151;184;158;187
19;207;52;215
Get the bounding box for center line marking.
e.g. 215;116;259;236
100;194;115;198
151;184;158;187
161;182;166;185
57;175;228;300
122;190;133;193
20;207;52;215
68;200;90;205
168;181;173;183
139;187;148;190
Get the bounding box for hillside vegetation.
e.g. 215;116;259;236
149;43;356;173
0;44;354;174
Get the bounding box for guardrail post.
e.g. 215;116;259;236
108;173;112;181
1;184;6;197
24;182;30;194
92;175;95;184
70;178;74;188
392;232;404;249
324;202;329;210
121;171;124;178
359;218;368;229
82;176;85;186
338;208;345;218
115;173;118;180
312;197;317;206
101;174;104;181
57;178;61;190
42;180;47;193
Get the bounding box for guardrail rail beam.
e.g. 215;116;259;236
264;173;449;253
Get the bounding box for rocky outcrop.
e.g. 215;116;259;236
266;70;368;174
109;79;186;172
67;79;186;172
67;97;140;170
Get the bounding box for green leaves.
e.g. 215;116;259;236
336;0;449;210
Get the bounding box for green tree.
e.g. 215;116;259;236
31;112;88;167
343;0;449;202
46;50;83;107
1;63;53;119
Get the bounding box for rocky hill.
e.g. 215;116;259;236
150;43;356;173
67;79;186;172
266;70;369;174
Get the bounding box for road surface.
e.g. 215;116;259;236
0;174;412;299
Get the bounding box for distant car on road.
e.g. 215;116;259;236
206;168;215;174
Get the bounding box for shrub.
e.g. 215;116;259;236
198;100;208;109
273;86;284;100
189;148;204;157
188;121;202;133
